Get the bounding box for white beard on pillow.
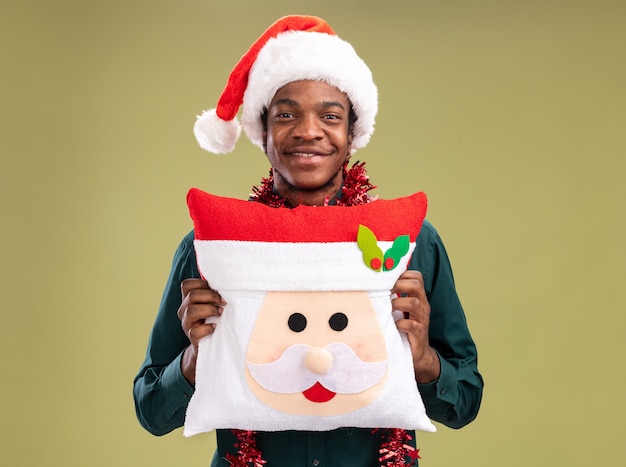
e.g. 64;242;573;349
183;189;436;436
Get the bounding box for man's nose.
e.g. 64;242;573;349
292;114;324;140
304;347;333;374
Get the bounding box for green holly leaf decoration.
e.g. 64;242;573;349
358;225;411;272
357;225;384;271
383;234;410;271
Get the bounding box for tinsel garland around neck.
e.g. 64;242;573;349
226;428;420;467
249;158;377;207
230;159;421;467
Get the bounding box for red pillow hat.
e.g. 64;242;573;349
193;15;378;154
188;189;427;293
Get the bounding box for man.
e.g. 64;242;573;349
134;15;483;466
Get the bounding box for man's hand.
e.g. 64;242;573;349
392;270;441;384
177;278;226;384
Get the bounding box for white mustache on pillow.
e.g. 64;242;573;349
247;342;388;395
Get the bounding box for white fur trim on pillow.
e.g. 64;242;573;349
194;240;413;292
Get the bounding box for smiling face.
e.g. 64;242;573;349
263;80;354;207
245;291;388;416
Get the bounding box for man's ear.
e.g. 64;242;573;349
262;130;268;154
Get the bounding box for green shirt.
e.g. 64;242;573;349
133;220;483;466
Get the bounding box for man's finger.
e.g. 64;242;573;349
181;278;210;298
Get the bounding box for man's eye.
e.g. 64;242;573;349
288;313;307;332
328;312;348;332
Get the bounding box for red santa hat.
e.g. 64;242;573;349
193;15;378;154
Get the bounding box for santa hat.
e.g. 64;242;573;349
187;189;427;293
193;15;378;154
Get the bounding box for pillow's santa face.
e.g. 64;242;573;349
246;290;388;416
183;189;436;435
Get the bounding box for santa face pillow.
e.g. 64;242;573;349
183;189;435;436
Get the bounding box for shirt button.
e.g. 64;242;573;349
313;460;320;466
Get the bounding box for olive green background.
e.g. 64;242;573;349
2;0;625;465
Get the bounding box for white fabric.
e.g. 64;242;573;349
183;290;436;435
194;240;411;292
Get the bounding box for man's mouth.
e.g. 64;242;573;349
290;152;326;157
302;382;336;403
286;146;331;158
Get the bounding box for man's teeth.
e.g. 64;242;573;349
292;152;320;157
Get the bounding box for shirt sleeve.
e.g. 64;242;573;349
133;231;199;436
409;220;484;429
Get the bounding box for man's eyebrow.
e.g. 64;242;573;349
320;100;346;110
271;98;299;107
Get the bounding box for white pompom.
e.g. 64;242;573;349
193;109;242;154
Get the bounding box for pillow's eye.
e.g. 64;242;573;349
288;313;307;333
328;312;348;332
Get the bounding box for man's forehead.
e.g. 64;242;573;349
270;80;350;106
